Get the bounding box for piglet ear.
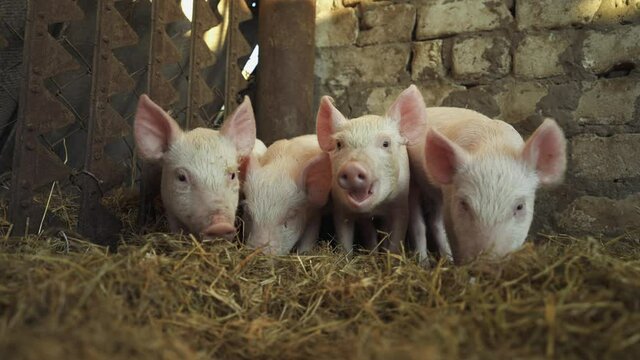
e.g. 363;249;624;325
239;154;262;183
522;118;567;186
316;96;346;152
299;153;332;207
220;96;257;157
134;94;182;161
425;129;470;185
386;84;427;145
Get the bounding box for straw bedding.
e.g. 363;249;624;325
0;189;639;359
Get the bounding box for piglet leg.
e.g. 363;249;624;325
424;196;451;261
409;186;428;263
297;213;322;253
357;218;378;251
334;206;355;253
384;200;409;254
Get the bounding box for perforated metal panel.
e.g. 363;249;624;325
3;0;257;245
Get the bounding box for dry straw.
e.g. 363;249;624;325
0;191;639;359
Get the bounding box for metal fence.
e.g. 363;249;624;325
0;0;256;246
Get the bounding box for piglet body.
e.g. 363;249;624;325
408;107;567;264
134;95;257;239
316;85;427;253
242;135;332;255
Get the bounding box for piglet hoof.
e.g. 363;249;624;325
418;256;431;270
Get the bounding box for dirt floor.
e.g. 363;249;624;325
1;191;639;359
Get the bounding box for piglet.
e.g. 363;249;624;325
407;107;567;264
242;135;332;255
134;94;258;239
316;85;426;253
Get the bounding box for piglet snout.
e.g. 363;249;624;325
338;162;370;191
202;214;235;238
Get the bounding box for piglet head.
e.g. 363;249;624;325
424;118;566;264
316;85;426;213
134;95;256;239
243;153;332;254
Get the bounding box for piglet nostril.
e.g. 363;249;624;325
337;162;371;191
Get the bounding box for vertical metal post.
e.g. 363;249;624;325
138;0;185;228
224;0;253;115
9;0;83;235
77;0;138;246
186;0;220;129
256;0;316;145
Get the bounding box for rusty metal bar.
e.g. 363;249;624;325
148;0;182;111
77;0;138;246
139;0;185;228
256;0;316;145
186;0;219;129
224;0;253;115
9;0;83;235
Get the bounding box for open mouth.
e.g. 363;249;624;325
346;184;374;206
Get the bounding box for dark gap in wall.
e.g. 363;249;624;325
345;89;354;116
411;10;418;41
600;131;615;138
508;0;516;19
597;62;636;79
405;45;414;76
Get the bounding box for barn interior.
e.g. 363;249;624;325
1;0;639;358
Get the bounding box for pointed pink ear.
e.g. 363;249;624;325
425;129;469;185
316;96;346;152
299;153;332;207
239;154;262;183
220;96;257;157
386;84;427;145
134;94;182;161
522;118;567;186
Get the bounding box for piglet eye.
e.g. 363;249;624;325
459;199;470;212
229;172;236;180
176;170;188;183
513;202;526;218
336;140;342;150
382;140;390;148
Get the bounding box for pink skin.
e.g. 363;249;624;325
134;94;257;239
407;106;567;265
202;214;236;238
316;84;427;253
242;135;332;255
337;162;373;205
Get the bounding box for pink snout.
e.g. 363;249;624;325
337;162;374;204
202;214;235;238
338;162;371;191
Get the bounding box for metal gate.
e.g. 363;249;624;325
0;0;257;246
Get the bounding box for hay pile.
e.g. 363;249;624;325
1;194;640;359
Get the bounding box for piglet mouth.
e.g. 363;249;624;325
346;184;375;206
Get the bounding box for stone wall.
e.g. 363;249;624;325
314;0;640;236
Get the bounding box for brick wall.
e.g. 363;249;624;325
314;0;640;236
